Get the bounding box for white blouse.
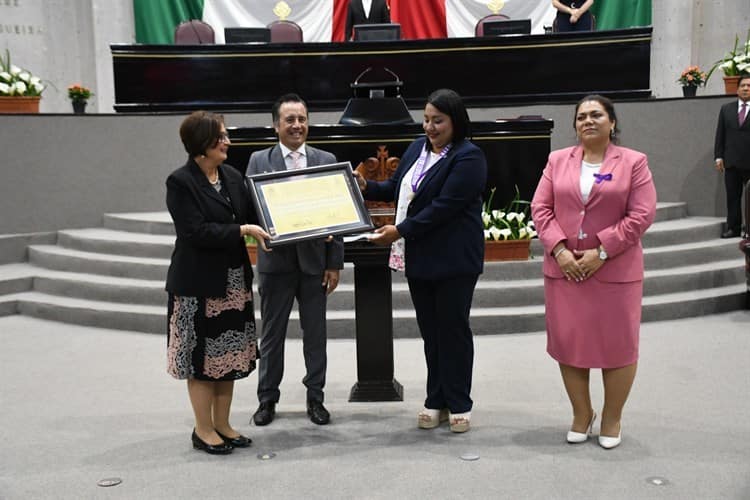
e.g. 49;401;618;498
580;160;602;204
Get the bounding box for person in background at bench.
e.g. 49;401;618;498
552;0;594;32
531;95;656;450
346;0;391;41
714;75;750;238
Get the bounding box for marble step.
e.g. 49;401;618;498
2;200;745;337
7;258;744;310
61;214;723;261
27;231;742;286
100;202;689;235
3;283;746;337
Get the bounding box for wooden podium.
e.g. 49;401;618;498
345;242;403;402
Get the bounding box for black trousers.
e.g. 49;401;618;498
407;274;479;414
725;167;750;232
555;11;593;32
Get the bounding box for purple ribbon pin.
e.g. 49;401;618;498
593;173;613;184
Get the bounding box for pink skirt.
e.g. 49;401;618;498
544;276;643;368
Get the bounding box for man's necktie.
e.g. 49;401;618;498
740;102;748;127
289;151;302;169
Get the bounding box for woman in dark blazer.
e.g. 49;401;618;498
354;89;487;432
166;111;270;454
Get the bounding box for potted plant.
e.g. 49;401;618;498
67;84;93;114
706;30;750;94
677;65;706;97
0;49;45;113
245;235;258;265
482;186;537;261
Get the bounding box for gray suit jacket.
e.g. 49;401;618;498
246;144;345;274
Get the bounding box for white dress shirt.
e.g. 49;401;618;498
362;0;373;18
279;142;307;170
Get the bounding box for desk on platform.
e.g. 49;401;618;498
111;27;651;113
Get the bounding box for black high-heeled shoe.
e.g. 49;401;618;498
191;429;233;455
216;430;252;448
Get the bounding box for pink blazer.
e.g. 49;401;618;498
531;144;657;282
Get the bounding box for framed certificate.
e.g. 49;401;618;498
246;162;374;247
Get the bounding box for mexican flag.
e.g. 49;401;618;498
133;0;556;43
590;0;652;31
133;0;650;44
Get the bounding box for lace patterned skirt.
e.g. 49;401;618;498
167;267;257;381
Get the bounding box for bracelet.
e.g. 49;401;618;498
553;247;567;258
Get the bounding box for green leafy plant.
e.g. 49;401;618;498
0;49;44;96
706;30;750;81
482;186;536;241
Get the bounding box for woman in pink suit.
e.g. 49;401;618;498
531;95;656;449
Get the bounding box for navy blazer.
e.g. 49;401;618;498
365;137;488;280
165;159;256;297
715;100;750;171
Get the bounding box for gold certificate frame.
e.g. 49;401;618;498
247;162;374;247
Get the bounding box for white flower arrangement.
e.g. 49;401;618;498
0;49;44;97
707;30;750;81
482;186;537;241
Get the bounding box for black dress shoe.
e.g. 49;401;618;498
307;400;330;425
191;430;233;455
721;228;741;238
216;430;252;448
253;401;276;426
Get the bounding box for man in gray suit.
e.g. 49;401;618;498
246;93;344;425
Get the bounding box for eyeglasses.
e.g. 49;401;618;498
216;133;230;143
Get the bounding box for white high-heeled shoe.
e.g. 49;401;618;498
598;432;622;449
566;411;596;444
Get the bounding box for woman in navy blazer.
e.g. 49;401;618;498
355;89;487;432
166;111;270;454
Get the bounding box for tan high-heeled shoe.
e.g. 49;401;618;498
449;411;471;433
417;408;448;429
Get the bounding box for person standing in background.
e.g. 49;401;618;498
346;0;391;40
551;0;594;32
714;75;750;238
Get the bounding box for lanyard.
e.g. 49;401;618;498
410;143;452;193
